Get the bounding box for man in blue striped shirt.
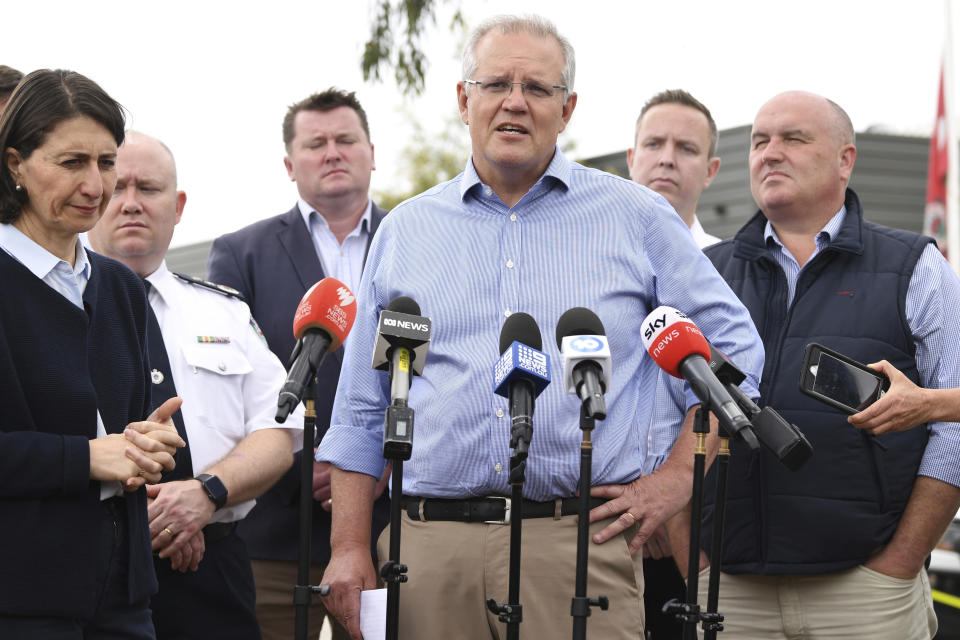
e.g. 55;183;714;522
317;15;763;639
684;91;960;639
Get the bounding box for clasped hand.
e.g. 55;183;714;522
89;397;186;491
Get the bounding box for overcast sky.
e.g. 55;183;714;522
6;1;953;247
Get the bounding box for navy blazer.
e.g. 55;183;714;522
0;250;156;618
207;202;389;563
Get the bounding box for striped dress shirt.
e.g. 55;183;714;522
318;149;764;500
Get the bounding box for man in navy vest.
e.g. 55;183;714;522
671;91;960;639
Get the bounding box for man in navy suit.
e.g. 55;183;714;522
207;88;389;640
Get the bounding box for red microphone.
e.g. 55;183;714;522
292;277;357;349
640;306;710;377
276;277;357;422
641;306;758;449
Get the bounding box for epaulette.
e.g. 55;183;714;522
173;272;246;302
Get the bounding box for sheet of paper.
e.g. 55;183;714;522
360;588;387;640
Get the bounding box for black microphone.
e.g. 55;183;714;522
556;307;611;421
371;296;431;405
371;296;431;460
706;342;813;471
493;313;551;463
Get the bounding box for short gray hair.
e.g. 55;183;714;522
461;15;575;94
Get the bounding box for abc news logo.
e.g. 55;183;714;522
383;317;430;333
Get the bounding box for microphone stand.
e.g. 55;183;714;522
487;380;534;640
294;378;326;640
702;423;730;640
380;401;413;640
663;407;711;640
571;404;609;640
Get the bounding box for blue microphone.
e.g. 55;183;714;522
492;313;550;461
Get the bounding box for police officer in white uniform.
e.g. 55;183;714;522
88;131;304;640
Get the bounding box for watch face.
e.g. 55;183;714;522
197;474;228;509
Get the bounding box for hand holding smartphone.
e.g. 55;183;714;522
799;343;891;415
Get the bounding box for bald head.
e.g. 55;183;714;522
123;130;179;185
88;130;186;277
749;91;857;227
759;91;855;146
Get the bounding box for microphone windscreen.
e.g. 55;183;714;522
640;306;710;378
292;277;358;350
556;307;606;348
387;295;421;316
499;312;542;354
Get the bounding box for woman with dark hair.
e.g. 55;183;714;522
0;69;185;639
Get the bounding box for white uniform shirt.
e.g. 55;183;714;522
145;261;304;523
690;215;721;249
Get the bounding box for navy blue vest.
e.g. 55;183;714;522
703;189;932;574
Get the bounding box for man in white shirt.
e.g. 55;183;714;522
628;89;724;638
628;89;722;249
88;131;302;640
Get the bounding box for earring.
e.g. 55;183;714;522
14;184;22;192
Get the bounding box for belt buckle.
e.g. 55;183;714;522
483;496;511;524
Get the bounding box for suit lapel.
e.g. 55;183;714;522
363;203;388;267
277;205;326;291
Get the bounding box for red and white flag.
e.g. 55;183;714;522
924;65;949;255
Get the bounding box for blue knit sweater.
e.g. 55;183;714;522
0;248;157;618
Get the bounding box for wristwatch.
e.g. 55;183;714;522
195;473;228;510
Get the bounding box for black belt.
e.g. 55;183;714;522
401;495;608;524
202;521;237;543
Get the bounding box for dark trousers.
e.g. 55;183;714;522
643;556;686;639
151;528;260;640
0;497;155;640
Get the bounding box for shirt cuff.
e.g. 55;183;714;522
316;424;387;479
919;421;960;488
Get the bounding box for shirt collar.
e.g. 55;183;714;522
459;145;572;202
0;223;90;281
298;198;372;239
764;205;847;251
143;260;172;306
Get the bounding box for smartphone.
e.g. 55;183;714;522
798;343;891;415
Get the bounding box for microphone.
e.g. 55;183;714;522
556;307;611;421
640;306;759;449
275;278;357;422
706;342;813;470
371;296;431;460
493;313;550;462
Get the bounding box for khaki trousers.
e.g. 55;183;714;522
250;559;350;640
376;511;645;639
695;566;938;639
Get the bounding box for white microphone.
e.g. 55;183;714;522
556;307;611;420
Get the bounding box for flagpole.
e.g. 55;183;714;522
945;0;960;273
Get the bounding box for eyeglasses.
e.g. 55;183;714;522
463;79;568;100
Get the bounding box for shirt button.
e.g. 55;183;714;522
506;259;514;269
509;214;517;222
484;187;493;197
504;309;511;317
218;362;227;372
496;409;504;418
495;463;503;473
